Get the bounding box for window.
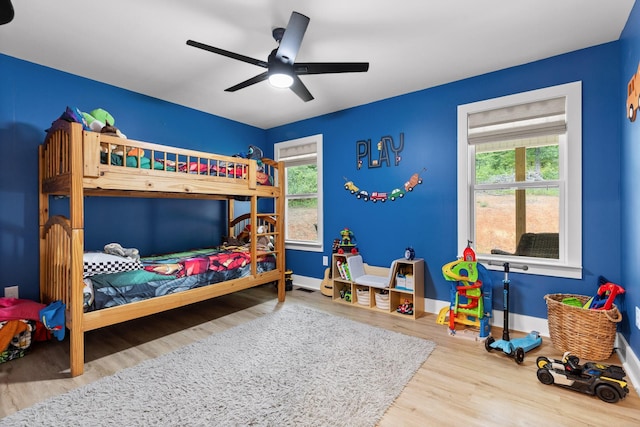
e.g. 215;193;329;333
275;134;323;252
457;82;582;278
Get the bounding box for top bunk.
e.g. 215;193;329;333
40;120;282;200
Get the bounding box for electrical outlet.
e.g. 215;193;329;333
4;286;19;299
322;256;328;266
636;306;640;330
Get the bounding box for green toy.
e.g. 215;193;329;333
82;108;116;132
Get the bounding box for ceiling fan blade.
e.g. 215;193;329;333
0;0;14;25
224;72;269;92
187;40;268;68
289;75;314;102
276;11;310;64
294;62;369;75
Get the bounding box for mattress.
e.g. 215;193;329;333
84;247;276;311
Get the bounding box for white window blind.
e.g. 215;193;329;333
276;141;317;166
468;97;566;145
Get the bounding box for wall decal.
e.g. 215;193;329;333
343;168;425;203
356;133;404;169
627;63;640;122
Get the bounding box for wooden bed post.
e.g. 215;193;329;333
276;161;286;302
69;123;86;377
250;196;257;277
38;145;47;303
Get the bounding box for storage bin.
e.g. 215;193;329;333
375;291;389;310
544;293;622;360
356;289;370;306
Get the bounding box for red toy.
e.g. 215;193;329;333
463;240;476;261
588;282;625;310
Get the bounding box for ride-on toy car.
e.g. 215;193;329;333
536;352;629;403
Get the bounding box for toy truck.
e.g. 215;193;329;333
536;352;629;403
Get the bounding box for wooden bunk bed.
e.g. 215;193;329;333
38;120;285;376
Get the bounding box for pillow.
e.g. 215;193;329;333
83;252;143;278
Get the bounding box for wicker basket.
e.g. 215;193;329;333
544;293;622;360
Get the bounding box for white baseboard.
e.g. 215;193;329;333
615;333;640;395
290;274;322;291
294;275;639;393
427;299;550;336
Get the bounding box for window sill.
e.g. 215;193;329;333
479;255;582;279
285;241;324;252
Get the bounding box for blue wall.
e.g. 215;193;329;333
0;54;266;301
268;42;623;323
2;13;637;358
621;1;640;359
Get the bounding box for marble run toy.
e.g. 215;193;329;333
438;243;492;338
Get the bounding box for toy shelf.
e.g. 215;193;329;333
330;254;424;319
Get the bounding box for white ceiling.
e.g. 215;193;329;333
0;1;635;129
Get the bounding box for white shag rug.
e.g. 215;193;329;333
1;305;435;427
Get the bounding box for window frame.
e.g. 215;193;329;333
275;134;324;252
457;82;582;278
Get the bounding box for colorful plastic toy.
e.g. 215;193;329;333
484;261;542;364
439;242;492;338
536;352;629;403
584;280;625;310
337;228;358;254
396;299;414;315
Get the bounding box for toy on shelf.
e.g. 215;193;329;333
584;277;625;310
438;242;492;338
337;228;358;254
484;261;542;364
396;299;414;315
536;352;629;403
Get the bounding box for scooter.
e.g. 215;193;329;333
484;261;542;364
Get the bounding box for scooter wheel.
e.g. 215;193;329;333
484;336;495;352
514;347;525;364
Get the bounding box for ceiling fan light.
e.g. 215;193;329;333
268;72;294;88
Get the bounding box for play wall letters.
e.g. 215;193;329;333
356;133;404;169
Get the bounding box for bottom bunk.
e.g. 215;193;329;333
40;213;285;376
84;246;277;311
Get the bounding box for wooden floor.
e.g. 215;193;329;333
1;286;639;425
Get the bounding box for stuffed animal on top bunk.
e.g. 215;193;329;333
83;108;128;139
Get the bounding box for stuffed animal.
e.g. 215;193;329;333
83;108;127;138
104;242;140;261
257;225;274;250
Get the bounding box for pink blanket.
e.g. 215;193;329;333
0;298;46;321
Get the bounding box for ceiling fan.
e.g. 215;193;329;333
186;11;369;102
